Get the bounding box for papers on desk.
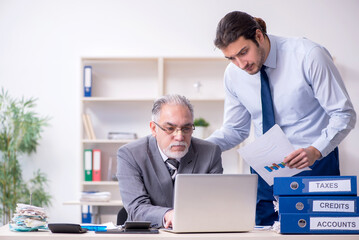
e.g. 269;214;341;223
80;191;111;202
9;204;48;232
238;124;311;186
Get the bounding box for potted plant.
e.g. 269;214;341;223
193;117;210;139
0;89;52;225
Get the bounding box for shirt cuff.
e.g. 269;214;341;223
311;138;334;159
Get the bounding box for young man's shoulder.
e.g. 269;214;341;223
272;34;322;52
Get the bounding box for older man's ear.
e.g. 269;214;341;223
150;121;157;137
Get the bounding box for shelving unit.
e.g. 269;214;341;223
64;200;123;206
65;56;241;223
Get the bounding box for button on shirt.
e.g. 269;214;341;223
207;35;356;158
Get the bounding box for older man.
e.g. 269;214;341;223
117;94;223;228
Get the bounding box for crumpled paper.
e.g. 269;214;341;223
9;204;48;232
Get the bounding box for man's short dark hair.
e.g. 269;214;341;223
214;11;267;49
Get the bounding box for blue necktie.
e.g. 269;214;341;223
260;66;275;133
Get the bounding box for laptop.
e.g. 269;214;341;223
165;174;258;233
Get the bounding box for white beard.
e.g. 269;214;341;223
163;141;189;159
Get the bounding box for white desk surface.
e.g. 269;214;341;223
0;225;358;240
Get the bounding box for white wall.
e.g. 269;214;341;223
1;0;358;223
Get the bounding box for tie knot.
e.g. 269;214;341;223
166;159;179;181
166;159;179;169
261;65;267;72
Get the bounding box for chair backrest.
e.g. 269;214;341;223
116;207;128;225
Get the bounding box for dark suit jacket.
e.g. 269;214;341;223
116;135;223;228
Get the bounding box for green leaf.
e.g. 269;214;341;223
0;88;52;224
193;117;210;127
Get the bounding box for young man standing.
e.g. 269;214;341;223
207;11;356;225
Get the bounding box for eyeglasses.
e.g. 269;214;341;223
153;122;195;135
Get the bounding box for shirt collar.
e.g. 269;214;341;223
156;141;181;162
264;35;277;69
156;141;182;162
157;142;168;162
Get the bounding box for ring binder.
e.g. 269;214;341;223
280;213;359;234
83;66;92;97
278;196;359;214
274;176;357;196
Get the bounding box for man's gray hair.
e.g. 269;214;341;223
151;94;194;122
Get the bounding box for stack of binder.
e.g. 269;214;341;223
83;149;101;181
274;175;359;234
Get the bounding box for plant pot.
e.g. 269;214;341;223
192;126;206;139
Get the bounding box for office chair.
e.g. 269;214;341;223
116;207;128;225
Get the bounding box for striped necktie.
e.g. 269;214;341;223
166;159;180;181
260;65;275;133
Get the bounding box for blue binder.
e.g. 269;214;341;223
279;196;359;214
274;176;357;196
280;213;359;234
81;205;92;223
83;66;92;97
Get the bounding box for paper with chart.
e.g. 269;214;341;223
238;124;311;186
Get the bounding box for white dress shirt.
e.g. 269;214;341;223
207;35;356;158
157;142;178;227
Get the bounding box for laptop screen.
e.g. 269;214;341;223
171;174;258;233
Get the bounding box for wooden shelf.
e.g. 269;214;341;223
82;139;135;144
82;97;156;102
63;200;123;206
92;98;223;102
189;98;225;102
82;97;225;102
82;181;118;186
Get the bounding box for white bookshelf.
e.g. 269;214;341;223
64;200;123;206
82;181;119;186
65;56;241;223
82;139;135;144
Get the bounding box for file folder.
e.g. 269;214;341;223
81;205;92;224
280;213;359;234
85;114;96;140
83;66;92;97
81;224;107;232
92;149;101;181
274;176;357;196
84;149;93;181
278;196;359;214
82;114;92;139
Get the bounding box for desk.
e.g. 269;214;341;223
0;225;358;240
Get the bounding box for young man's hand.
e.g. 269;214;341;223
283;146;322;169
